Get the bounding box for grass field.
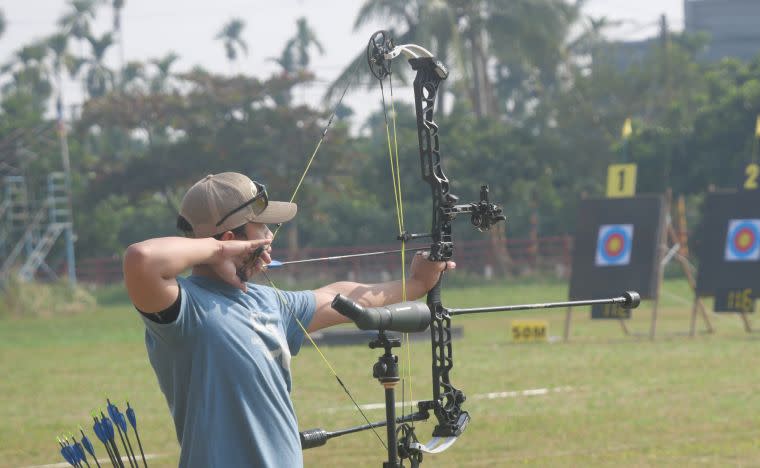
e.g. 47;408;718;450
2;278;760;467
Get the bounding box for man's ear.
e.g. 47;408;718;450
218;230;235;241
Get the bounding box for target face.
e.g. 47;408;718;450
724;219;760;262
595;224;634;266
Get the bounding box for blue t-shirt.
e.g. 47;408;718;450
141;275;316;468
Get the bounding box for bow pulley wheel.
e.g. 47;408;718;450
367;30;394;80
397;423;423;466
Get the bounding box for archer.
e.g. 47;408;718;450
122;171;454;467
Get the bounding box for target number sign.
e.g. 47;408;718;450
595;224;634;266
606;164;637;198
511;320;548;343
744;163;760;191
724;219;760;262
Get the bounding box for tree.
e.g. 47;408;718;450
121;60;145;91
58;0;100;41
0;9;6;40
0;42;54;116
269;18;324;106
83;32;114;98
215;18;248;73
149;52;180;93
112;0;127;85
290;18;324;71
58;0;102;100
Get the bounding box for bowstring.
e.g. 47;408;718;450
272;59;363;241
260;60;387;450
379;71;415;424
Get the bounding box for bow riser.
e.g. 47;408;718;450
409;55;471;439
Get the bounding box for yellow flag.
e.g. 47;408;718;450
755;115;760;137
622;118;632;139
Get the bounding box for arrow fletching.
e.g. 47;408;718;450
101;415;115;441
80;427;96;457
92;417;107;443
60;445;75;466
126;402;136;429
72;438;87;464
107;399;119;424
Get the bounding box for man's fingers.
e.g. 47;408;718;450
248;239;271;252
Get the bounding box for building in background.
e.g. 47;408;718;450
598;0;760;69
685;0;760;62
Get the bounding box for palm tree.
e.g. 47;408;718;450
269;40;296;76
0;42;54;113
215;18;248;73
83;32;114;98
112;0;126;84
149;52;179;93
121;60;145;91
290;18;324;71
58;0;100;41
328;0;457;112
45;33;70;119
337;0;587;119
58;0;102;99
0;9;6;40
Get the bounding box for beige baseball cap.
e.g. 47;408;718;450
179;172;296;238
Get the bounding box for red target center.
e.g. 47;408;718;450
604;233;625;256
734;228;756;252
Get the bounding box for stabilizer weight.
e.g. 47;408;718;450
300;428;329;449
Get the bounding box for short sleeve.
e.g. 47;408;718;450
277;289;316;355
140;277;203;344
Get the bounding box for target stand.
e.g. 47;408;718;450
695;188;760;333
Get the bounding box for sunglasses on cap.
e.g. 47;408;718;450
215;181;269;227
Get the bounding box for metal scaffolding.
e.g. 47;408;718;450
0;120;76;287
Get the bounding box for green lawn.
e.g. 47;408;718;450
2;279;759;467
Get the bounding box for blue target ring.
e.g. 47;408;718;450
597;225;633;265
727;221;760;260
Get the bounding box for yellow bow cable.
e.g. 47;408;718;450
378;72;416;423
254;60;388;450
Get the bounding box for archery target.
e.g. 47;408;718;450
595;224;634;266
724;219;760;261
569;195;664;300
697;191;760;295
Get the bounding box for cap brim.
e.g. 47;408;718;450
252;201;297;224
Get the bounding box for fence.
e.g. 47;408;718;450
72;235;573;285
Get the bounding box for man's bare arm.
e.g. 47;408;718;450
307;254;455;332
123;236;270;313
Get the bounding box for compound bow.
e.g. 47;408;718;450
273;30;640;468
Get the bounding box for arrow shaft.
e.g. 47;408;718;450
274;247;427;267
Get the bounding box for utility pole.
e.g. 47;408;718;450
57;96;77;288
660;13;674;189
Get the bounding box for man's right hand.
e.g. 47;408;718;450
210;239;272;291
